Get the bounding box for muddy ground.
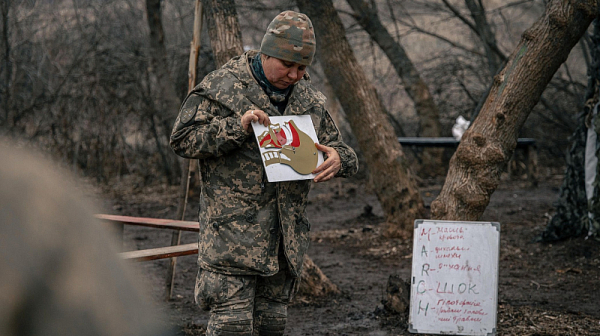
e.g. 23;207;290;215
98;174;600;336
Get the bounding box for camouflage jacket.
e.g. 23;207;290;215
170;51;358;277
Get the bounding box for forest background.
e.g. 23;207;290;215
0;0;586;184
1;0;598;335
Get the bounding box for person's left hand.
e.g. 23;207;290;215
312;143;341;183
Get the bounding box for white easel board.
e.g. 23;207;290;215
409;220;500;335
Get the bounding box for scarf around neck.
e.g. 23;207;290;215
251;53;291;104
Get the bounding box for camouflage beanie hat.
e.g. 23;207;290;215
260;10;316;66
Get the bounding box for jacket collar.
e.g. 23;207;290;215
219;50;319;116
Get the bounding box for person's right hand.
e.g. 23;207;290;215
241;109;270;133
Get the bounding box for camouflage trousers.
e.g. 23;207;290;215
195;250;298;336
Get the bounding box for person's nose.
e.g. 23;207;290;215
288;67;298;80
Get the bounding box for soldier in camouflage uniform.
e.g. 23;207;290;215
170;10;358;336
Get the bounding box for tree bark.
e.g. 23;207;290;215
295;256;340;299
320;69;369;180
541;17;600;242
202;0;339;296
201;0;243;67
297;0;425;237
145;0;179;184
1;0;10;125
346;0;443;174
431;0;598;221
146;0;179;109
464;0;505;75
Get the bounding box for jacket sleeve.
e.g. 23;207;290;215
169;92;250;159
317;110;359;178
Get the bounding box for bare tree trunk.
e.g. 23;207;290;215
319;71;359;159
464;0;504;74
441;0;508;124
295;256;340;299
202;0;339;296
145;0;179;184
431;0;598;221
297;0;425;237
146;0;179;111
346;0;443;174
441;0;507;75
1;0;11;126
150;113;174;184
540;17;600;242
201;0;243;67
320;71;369;184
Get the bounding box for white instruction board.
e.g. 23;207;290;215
409;220;500;335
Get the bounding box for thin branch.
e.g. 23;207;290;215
440;0;478;33
402;22;484;57
490;0;536;14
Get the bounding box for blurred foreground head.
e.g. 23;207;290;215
0;140;173;336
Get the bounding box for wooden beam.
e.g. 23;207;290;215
120;243;198;262
95;214;199;232
397;137;535;148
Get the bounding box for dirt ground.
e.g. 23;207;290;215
97;174;600;336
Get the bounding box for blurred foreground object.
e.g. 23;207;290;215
0;140;174;336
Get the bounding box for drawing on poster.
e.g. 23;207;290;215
409;220;500;336
252;115;324;182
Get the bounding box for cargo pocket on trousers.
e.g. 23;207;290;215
194;269;226;311
287;276;300;303
195;268;256;311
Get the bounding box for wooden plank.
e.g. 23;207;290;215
397;137;459;147
516;138;536;147
95;214;199;232
397;137;535;148
120;243;198;262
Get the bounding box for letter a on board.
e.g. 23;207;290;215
421;245;428;257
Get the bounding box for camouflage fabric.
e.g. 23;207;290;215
588;104;600;238
540;110;589;242
260;11;315;66
194;252;296;336
541;99;600;242
541;17;600;241
170;50;358;277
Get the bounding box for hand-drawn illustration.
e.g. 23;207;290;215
252;115;324;182
257;119;318;175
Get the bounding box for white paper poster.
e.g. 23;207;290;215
251;115;324;182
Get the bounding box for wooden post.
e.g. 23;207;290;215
165;0;203;301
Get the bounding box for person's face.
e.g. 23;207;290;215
261;55;307;90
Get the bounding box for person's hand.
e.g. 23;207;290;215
312;143;341;183
241;109;270;132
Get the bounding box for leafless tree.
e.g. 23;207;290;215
0;0;592;216
345;0;444;174
146;0;182;184
297;0;425;237
431;0;597;221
